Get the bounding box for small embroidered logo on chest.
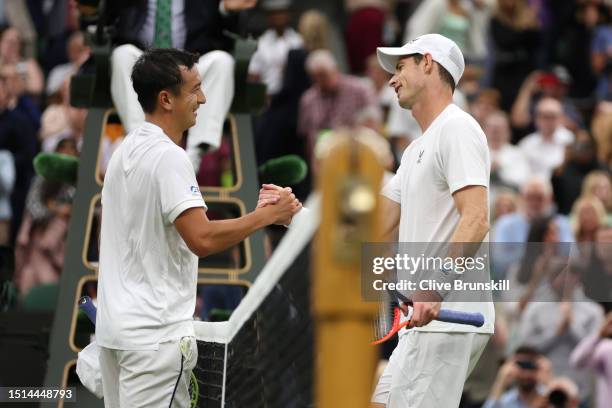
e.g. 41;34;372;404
417;150;424;164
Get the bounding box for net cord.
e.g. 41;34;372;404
193;194;320;345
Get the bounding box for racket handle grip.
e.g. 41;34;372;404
437;309;484;327
79;296;97;325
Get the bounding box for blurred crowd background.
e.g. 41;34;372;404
0;0;611;407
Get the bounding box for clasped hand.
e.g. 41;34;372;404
257;183;302;225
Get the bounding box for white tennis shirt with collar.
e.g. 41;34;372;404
382;103;495;335
96;122;207;350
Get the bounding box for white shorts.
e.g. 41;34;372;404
372;331;490;408
99;337;198;408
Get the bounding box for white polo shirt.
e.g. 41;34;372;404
518;126;574;180
248;28;303;95
96;122;207;350
382;104;494;334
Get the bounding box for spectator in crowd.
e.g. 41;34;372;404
0;63;41;131
591;100;612;167
14;138;78;296
404;0;492;63
248;0;303;97
471;88;502;127
0;2;38;59
493;177;573;279
485;110;530;190
511;67;583;133
295;9;330;54
571;196;608;242
344;0;389;74
40;76;87;152
99;117;126;180
385;98;422;158
298;49;379;163
502;215;566;319
459;64;485;101
551;0;603;100
254;8;329;169
568;194;609;306
0;27;44;98
483;346;552;408
570;311;612;408
580;170;612;221
40;76;71;150
591;4;612;101
518;97;575;179
46;31;90;98
494;177;574;243
489;0;541;111
197;135;233;187
572;223;612;310
0;72;37;244
364;53;395;120
36;0;81;72
492;188;519;222
551;131;609;215
0;150;14;245
536;377;580;408
515;268;604;403
594;226;612;294
108;0;256;170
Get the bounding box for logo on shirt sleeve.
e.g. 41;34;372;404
417;150;424;164
190;186;200;195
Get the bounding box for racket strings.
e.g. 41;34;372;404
371;288;409;345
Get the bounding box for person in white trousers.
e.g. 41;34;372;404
111;46;234;170
108;0;257;170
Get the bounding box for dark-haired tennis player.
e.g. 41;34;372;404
368;34;494;408
96;48;301;408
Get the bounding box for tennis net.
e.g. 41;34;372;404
193;199;319;407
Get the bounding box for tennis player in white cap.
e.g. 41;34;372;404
371;34;494;408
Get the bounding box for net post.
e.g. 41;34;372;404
313;131;383;407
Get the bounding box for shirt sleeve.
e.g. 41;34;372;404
555;215;575;242
381;171;402;203
248;49;264;76
439;117;489;194
570;332;603;370
156;147;207;224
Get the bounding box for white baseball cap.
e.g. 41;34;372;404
377;34;465;86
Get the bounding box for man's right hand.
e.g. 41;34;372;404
408;291;442;328
488;359;518;401
256;188;300;225
257;184;302;225
497;359;519;389
257;184;286;207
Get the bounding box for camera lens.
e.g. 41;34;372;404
548;389;568;408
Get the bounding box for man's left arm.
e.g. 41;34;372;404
410;185;490;326
449;185;490;243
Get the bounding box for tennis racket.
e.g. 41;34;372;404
79;296;97;323
371;289;485;345
77;296;200;408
